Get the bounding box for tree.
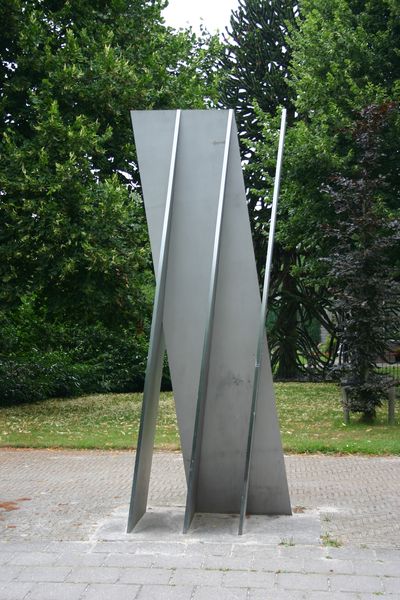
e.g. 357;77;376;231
253;109;341;378
0;0;222;401
220;1;312;379
323;103;400;420
245;0;400;382
0;0;222;324
290;0;400;123
273;0;400;391
220;0;297;219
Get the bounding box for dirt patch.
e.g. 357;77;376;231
0;497;31;512
0;501;19;512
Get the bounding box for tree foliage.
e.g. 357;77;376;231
0;0;222;402
247;0;400;388
220;1;310;379
220;0;298;208
291;0;400;122
2;0;399;413
253;109;341;378
323;103;400;419
275;0;400;407
0;0;221;323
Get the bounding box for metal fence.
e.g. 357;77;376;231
376;362;400;386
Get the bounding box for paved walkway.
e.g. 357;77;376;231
1;449;400;598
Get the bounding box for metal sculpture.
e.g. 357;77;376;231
127;109;291;536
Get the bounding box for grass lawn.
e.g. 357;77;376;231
0;383;399;454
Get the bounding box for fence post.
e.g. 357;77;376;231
388;385;396;425
341;386;350;424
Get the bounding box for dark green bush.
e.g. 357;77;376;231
0;358;52;404
0;300;153;404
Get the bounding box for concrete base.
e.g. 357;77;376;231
94;506;321;546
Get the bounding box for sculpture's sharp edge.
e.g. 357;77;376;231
127;110;181;533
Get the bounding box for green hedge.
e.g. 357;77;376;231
0;304;158;404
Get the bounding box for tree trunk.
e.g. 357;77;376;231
274;252;299;380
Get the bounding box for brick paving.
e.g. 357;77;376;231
0;449;400;598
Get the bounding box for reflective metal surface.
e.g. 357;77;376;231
128;110;291;534
183;110;234;533
127;111;181;533
239;109;289;535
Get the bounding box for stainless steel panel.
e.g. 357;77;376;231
239;109;290;535
183;110;234;533
127;111;181;533
129;109;291;533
